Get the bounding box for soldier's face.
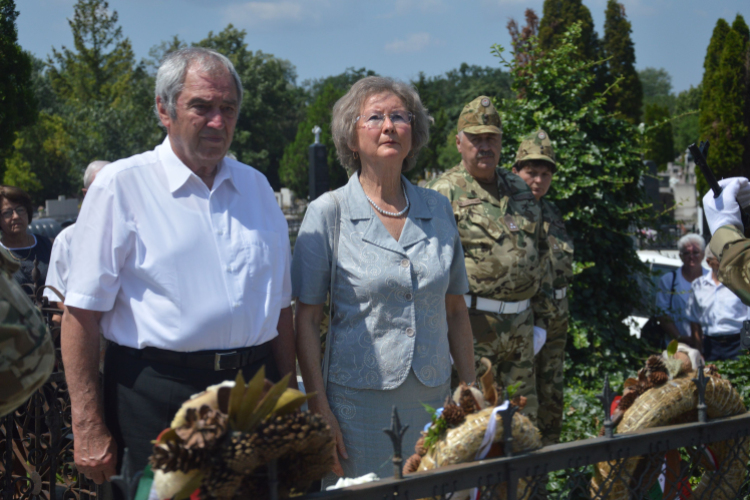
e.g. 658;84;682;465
457;132;502;181
513;161;553;200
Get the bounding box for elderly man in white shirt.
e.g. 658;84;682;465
44;160;110;312
688;246;749;361
61;47;295;484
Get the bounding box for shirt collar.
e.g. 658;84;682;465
157;137;241;195
345;171;431;220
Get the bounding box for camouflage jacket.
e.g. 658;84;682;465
540;199;574;290
427;162;556;319
0;246;54;417
710;225;750;305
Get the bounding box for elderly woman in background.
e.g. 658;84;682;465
292;76;475;483
0;186;53;288
655;233;709;347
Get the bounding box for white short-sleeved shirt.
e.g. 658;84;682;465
687;274;750;336
65;137;292;352
44;224;75;302
655;267;708;338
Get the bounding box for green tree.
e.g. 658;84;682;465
602;0;642;123
671;84;701;155
47;0;135;106
495;23;650;381
643;103;674;169
0;0;37;161
538;0;599;61
279;68;375;198
197;25;305;188
698;21;749;193
639;67;674;109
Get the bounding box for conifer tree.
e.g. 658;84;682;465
0;0;37;159
698;20;749;193
602;0;642;123
643;104;674;169
731;15;750;173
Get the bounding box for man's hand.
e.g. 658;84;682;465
703;177;750;235
73;423;118;484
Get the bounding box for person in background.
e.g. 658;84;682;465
0;186;53;289
511;129;573;446
44;161;111;316
293;76;475;484
654;234;708;346
426;96;556;427
61;47;295;483
687;245;749;360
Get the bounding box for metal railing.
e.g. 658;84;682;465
0;276;100;500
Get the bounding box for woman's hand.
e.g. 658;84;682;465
295;301;348;476
445;294;476;384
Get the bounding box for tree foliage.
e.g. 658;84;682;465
698;17;750;194
643;103;674;170
602;0;642;123
0;0;37;160
496;23;650;381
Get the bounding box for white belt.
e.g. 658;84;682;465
464;295;530;315
555;287;567;300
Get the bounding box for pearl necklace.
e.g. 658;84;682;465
364;184;410;218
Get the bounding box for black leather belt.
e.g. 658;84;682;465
115;341;272;371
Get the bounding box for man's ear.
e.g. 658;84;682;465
156;96;171;129
455;134;462;153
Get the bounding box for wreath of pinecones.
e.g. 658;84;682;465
150;368;334;500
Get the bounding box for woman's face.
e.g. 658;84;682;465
353;92;412;169
0;199;29;237
679;243;704;269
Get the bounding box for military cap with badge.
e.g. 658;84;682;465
514;129;556;172
457;96;502;135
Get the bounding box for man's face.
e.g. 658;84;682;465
706;256;720;274
512;161;554;200
680;243;704;269
456;131;502;181
157;65;239;172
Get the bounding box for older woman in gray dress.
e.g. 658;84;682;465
292;76;475;483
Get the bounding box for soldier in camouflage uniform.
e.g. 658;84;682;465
0;246;54;417
511;129;574;445
427;97;556;425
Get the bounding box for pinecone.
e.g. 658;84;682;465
415;435;427;456
646;355;666;373
441;399;466;427
201;458;244;500
403;453;422;475
459;385;480;414
616;391;638;412
150;439;206;472
511;395;527;410
648;371;669;386
175;405;229;449
220;430;262;474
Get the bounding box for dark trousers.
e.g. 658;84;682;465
103;343;279;475
703;334;741;361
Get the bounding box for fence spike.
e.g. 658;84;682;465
692;363;709;423
596;374;616;438
383;406;409;479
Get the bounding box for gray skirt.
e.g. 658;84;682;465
322;370;450;488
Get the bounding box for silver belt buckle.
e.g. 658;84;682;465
214;351;237;370
497;301;507;314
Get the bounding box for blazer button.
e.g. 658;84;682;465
401;259;410;268
405;327;415;337
405;293;413;301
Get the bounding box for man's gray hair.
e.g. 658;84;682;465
83;161;111;189
331;76;432;173
154;47;243;126
677;233;706;253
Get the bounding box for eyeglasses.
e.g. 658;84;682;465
1;207;27;219
355;111;413;130
680;250;702;257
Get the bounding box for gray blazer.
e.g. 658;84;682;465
292;173;469;390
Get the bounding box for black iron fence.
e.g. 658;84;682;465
1;282;100;500
3;274;749;500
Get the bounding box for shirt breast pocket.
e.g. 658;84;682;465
239;229;282;295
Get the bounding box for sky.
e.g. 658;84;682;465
15;0;750;94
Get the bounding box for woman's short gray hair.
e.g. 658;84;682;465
154;47;243;126
331;76;431;173
677;233;706;253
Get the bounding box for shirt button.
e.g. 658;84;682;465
226;265;234;272
233;302;240;308
216;229;224;235
401;259;410;268
405;293;413;301
405;327;415;337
